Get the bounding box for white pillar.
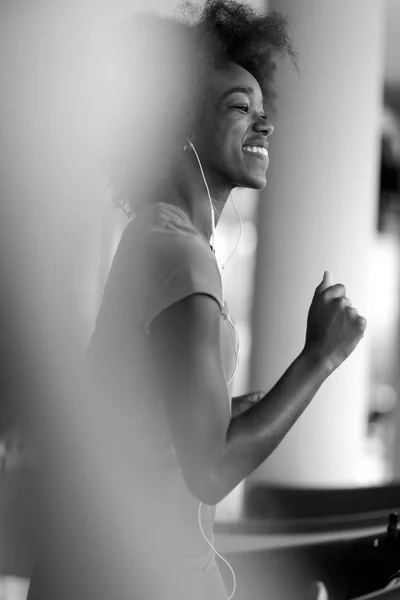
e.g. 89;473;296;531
394;386;400;483
394;272;400;481
248;0;386;488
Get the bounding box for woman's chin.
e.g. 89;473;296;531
246;174;267;190
233;170;268;190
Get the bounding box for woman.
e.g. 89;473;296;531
28;1;366;599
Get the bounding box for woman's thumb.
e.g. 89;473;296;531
319;270;332;291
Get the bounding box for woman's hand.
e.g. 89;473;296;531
304;271;367;375
231;390;265;418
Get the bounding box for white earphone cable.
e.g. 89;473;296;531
187;138;240;598
221;194;243;273
226;314;240;387
198;502;237;600
186;140;216;251
187;140;240;388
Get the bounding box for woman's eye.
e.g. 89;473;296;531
232;105;249;113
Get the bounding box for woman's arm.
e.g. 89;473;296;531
151;273;366;505
212;348;330;502
231;391;264;418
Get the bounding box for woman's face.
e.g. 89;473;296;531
192;62;274;190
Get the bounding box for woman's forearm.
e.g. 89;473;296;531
209;350;331;503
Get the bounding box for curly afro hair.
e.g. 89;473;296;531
181;0;297;112
106;0;296;217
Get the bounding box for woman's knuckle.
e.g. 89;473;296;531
358;316;367;330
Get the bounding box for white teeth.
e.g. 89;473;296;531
243;145;268;156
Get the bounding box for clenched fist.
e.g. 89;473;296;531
304;271;367;374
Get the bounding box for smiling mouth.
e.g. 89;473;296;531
242;145;269;160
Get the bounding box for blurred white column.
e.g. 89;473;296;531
395;407;400;482
0;577;29;600
248;0;386;488
394;311;400;482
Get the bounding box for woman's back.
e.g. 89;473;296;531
28;202;235;600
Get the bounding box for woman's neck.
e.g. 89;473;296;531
163;154;232;243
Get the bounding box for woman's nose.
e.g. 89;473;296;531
266;121;274;137
254;115;274;137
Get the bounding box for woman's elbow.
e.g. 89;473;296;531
184;467;228;506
